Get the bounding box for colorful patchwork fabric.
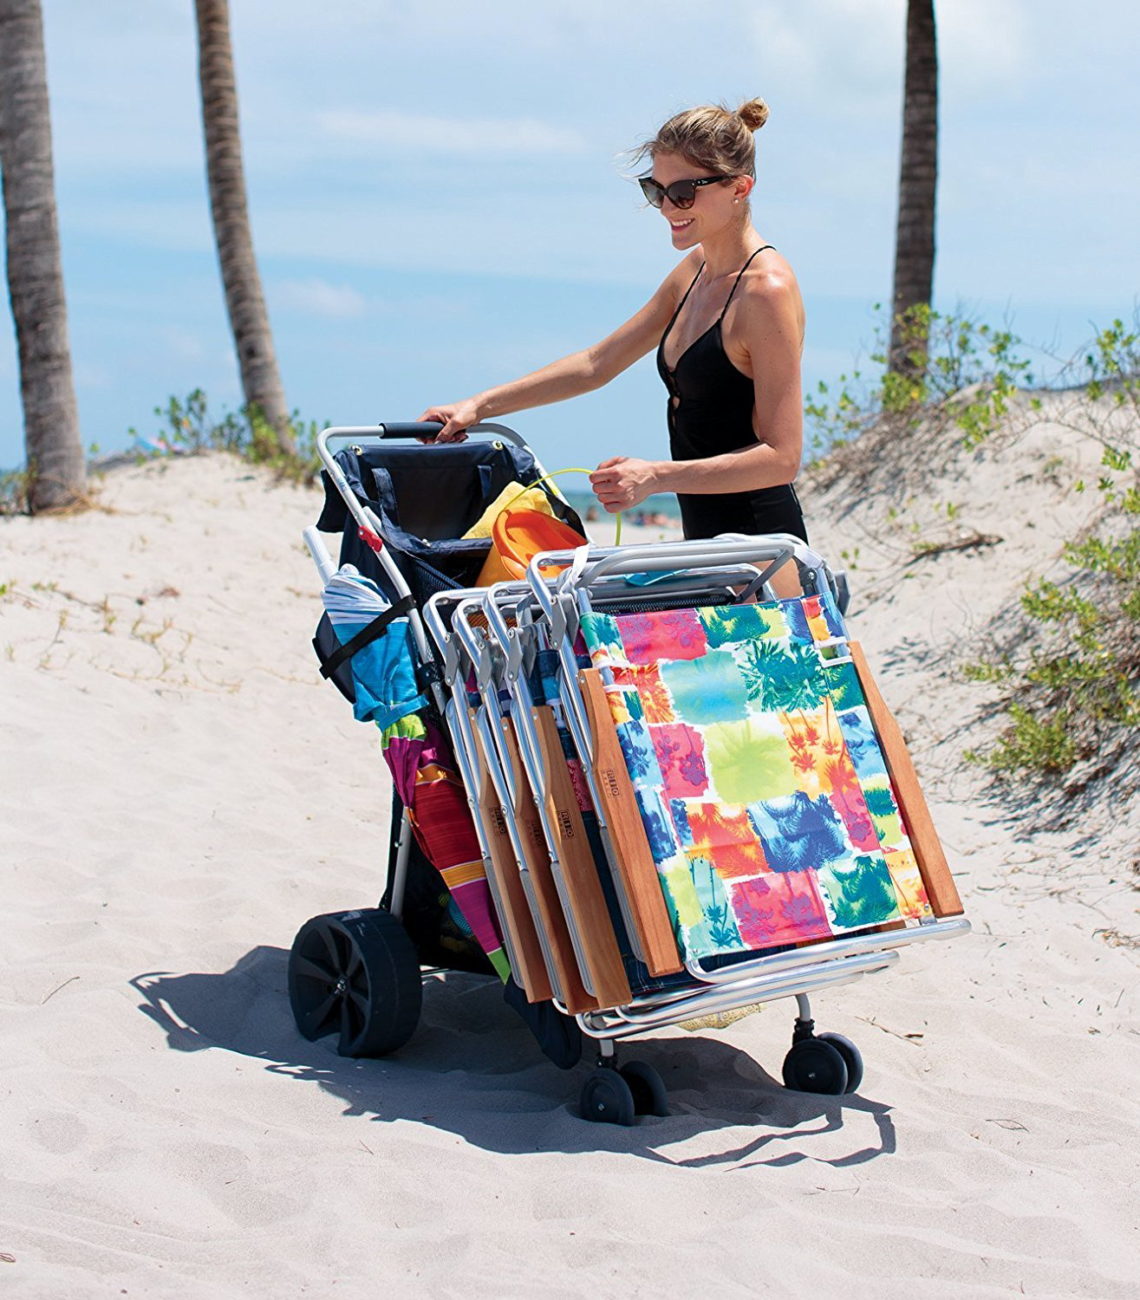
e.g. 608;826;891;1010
321;566;508;978
381;715;510;982
580;595;933;962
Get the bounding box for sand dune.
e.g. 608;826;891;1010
1;419;1137;1298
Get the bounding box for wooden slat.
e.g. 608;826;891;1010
848;641;964;917
499;718;597;1015
531;705;632;1010
468;712;554;1004
578;669;683;976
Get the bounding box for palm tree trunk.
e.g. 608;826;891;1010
888;0;938;380
0;0;85;510
193;0;294;456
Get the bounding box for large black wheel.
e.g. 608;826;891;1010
782;1037;849;1095
817;1032;864;1094
288;908;422;1057
620;1060;670;1117
579;1069;636;1126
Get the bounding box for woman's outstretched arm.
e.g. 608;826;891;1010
417;256;698;442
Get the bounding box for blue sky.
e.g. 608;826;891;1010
2;0;1138;472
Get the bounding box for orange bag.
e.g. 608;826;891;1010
476;507;587;585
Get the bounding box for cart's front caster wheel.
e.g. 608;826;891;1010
817;1032;864;1093
620;1060;669;1117
579;1069;636;1126
782;1036;849;1095
288;908;422;1058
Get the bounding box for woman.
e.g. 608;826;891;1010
418;97;808;543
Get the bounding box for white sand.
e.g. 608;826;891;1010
2;420;1137;1298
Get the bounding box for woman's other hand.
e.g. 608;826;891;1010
589;456;659;512
416;399;481;443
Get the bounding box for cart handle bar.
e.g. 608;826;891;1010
316;421;528;458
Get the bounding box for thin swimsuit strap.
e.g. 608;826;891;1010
717;244;774;321
660;244;775;353
660;261;705;345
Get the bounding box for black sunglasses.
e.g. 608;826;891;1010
637;173;734;210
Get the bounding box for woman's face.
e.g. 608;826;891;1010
649;151;751;250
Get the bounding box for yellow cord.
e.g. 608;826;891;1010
501;466;623;547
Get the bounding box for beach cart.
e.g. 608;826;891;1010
289;422;970;1124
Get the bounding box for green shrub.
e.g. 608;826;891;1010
805;304;1035;461
142;390;323;484
807;302;1140;789
0;466;31;514
966;318;1140;782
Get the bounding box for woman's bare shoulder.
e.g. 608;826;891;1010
728;249;805;359
745;247;798;296
656;250;704;303
737;250;803;322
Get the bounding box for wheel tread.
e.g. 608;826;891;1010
288;908;423;1057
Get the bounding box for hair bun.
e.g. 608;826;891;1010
737;98;769;132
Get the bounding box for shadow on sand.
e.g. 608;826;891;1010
131;945;896;1168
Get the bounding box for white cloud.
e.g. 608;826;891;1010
749;0;1031;111
939;0;1030;93
73;361;112;390
229;0;732;62
315;109;589;158
749;0;904;109
160;327;207;364
274;278;367;319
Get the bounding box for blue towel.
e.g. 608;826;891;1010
320;568;427;728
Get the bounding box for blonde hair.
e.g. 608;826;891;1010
634;97;769;178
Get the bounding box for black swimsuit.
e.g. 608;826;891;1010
656;246;808;542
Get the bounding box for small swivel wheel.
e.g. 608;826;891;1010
579;1069;636;1126
816;1032;864;1094
782;1004;864;1096
782;1036;849;1095
620;1060;669;1117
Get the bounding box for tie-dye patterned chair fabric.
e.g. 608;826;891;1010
578;593;934;964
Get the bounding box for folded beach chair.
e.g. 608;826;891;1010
289;422;970;1125
493;536;968;1114
426;541;967;1116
